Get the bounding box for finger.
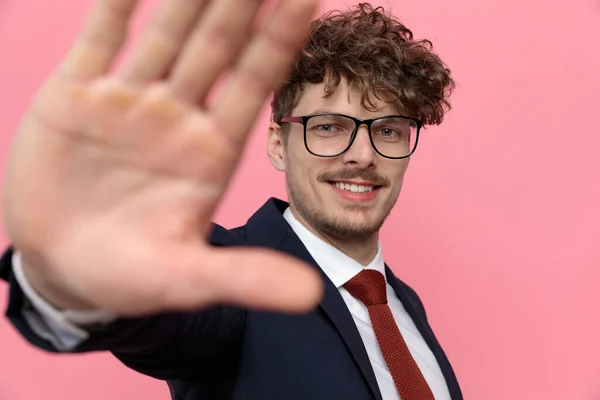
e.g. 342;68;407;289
168;247;324;313
169;0;265;103
118;0;209;83
57;0;139;80
210;0;318;147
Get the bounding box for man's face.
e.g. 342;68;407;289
269;80;411;241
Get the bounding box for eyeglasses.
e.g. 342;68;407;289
280;113;421;159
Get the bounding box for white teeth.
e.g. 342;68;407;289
334;182;375;193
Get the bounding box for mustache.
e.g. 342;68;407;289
317;169;390;187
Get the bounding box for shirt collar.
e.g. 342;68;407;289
283;207;386;288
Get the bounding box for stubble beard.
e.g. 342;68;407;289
287;179;393;242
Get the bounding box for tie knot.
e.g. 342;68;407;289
344;269;387;306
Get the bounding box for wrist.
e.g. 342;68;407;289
18;251;97;311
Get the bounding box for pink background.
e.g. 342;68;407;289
1;0;600;399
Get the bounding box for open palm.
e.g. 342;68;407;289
2;0;322;316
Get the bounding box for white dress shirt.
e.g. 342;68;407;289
12;208;450;399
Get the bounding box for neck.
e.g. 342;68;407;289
290;207;380;266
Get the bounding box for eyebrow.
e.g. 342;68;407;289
306;109;336;115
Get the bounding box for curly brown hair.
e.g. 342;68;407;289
271;3;455;127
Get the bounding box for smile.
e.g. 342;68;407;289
332;182;377;193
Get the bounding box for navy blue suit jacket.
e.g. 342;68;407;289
1;198;462;399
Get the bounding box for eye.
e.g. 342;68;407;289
316;124;335;131
378;128;397;137
314;124;349;133
375;128;401;138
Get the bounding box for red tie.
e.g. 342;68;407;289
344;270;435;400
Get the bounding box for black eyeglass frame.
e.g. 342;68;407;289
280;113;422;160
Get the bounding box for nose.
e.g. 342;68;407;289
341;125;377;168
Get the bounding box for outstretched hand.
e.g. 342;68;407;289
2;0;323;316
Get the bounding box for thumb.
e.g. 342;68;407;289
165;246;324;313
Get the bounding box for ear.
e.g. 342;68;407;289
267;122;286;172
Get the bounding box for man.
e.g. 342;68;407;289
0;0;461;399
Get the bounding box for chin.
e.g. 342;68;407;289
321;210;384;238
332;201;382;217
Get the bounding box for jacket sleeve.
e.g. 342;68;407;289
0;224;247;381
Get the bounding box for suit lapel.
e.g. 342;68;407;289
244;199;383;400
385;267;463;400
